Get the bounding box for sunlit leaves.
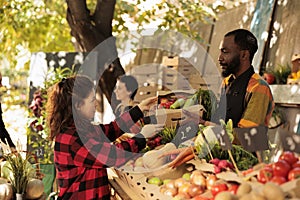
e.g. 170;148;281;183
0;0;74;67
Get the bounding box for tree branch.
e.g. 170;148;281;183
66;0;105;51
94;0;116;37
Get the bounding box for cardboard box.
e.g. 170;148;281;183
156;108;184;128
156;105;205;128
113;160;189;200
112;159;215;200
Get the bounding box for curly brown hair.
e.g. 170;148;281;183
46;75;95;140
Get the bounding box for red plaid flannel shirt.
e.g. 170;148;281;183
54;106;146;200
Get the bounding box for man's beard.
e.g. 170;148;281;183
221;55;241;77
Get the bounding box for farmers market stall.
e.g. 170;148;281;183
107;85;300;200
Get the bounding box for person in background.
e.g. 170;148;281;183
114;74;139;117
165;29;275;168
46;74;163;199
113;74;156;135
0;72;16;152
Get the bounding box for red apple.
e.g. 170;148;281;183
263;73;275;84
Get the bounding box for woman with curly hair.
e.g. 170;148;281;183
46;74;163;199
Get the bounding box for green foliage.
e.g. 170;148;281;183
0;0;74;67
195;88;218;121
27;66;76;164
3;152;36;194
200;143;258;170
114;0;217;45
158;126;177;144
0;69;28;109
271;63;291;84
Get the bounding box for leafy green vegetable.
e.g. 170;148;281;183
158;126;177;144
195;89;218;121
198;143;258;170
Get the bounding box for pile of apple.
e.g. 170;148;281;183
256;151;300;185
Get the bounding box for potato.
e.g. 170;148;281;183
262;182;285;200
240;193;253;200
236;182;252;197
215;191;238;200
249;191;266;200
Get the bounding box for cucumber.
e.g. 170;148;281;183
182;94;198;108
170;98;185;109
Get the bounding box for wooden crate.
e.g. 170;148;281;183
134;73;159;87
129;63;159;74
189;74;209;89
135;85;158;103
162;56;200;90
162;77;191;90
162;56;191;66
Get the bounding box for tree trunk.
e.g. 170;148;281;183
66;0;124;113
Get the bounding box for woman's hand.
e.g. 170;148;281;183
140;124;164;139
160;147;196;168
138;96;158;112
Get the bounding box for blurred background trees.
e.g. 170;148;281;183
0;0;246;106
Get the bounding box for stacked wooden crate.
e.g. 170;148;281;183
162;56;208;90
129;63;160;103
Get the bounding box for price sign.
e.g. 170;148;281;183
211;125;232;150
172;121;199;147
234;126;269;152
35;147;45;159
279;128;300;153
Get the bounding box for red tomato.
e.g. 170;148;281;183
292;160;300;168
210;183;228;197
228;184;239;195
273;160;291;178
270;176;287;185
279;151;299;166
257;166;273;183
288;167;300;181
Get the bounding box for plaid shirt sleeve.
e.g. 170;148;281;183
104;105;144;141
70;132;145;169
70;105;145;168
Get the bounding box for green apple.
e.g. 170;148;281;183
147;177;163;186
163;179;171;185
182;172;191;181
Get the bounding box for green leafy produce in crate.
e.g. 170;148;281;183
194;120;258;171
